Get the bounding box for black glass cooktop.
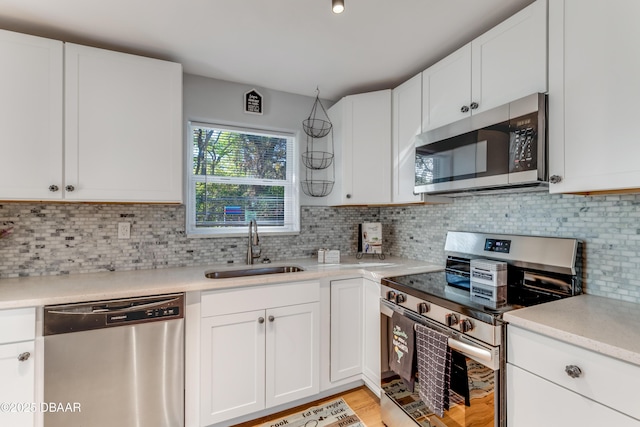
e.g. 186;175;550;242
382;270;561;319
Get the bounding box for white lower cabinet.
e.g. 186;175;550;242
0;308;36;427
507;364;638;426
330;278;363;381
200;282;320;426
362;279;381;393
507;325;640;426
329;278;381;394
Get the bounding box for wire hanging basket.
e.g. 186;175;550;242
303;89;333;138
302;151;334;170
301;180;335;198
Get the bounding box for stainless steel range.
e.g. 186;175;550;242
379;231;581;427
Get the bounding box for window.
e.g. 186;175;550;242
186;122;299;237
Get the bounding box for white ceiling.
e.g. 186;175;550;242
0;0;535;101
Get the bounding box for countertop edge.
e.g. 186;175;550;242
0;257;443;309
504;295;640;367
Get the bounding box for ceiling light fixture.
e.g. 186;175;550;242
332;0;344;14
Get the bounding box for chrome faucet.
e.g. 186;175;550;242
246;219;261;264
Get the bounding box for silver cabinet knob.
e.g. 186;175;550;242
49;185;59;192
565;365;582;378
65;185;75;192
460;105;470;113
18;352;30;362
549;175;563;184
268;315;275;322
258;317;265;324
470;102;479;110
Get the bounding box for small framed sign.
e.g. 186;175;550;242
244;89;263;115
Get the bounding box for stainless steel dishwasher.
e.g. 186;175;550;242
43;293;184;427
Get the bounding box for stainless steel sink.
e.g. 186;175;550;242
205;265;305;279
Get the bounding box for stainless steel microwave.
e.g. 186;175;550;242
414;93;547;195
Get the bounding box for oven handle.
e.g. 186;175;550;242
447;337;493;364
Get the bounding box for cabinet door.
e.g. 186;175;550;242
392;74;422;204
329;90;392;205
0;341;35;427
330;278;363;382
0;30;63;200
549;0;640;193
507;364;640;427
362;279;381;394
64;43;183;202
471;0;547;115
266;302;320;407
422;43;472;131
200;310;265;425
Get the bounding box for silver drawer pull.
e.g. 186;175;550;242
18;352;31;362
565;364;582;378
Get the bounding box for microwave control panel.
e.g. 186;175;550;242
510;113;538;172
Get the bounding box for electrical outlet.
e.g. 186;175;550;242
117;222;131;239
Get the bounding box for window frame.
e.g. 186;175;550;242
186;121;300;238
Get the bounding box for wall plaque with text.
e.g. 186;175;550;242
244;89;263;115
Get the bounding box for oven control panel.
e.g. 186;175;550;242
381;284;502;346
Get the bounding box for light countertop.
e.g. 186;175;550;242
0;256;443;309
504;294;640;366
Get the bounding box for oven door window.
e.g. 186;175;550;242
382;350;497;427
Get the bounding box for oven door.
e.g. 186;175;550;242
380;299;503;427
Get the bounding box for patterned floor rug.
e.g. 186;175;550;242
259;398;366;427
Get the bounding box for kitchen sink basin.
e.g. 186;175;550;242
204;265;305;279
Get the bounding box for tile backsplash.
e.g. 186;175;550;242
0;203;381;278
2;190;640;304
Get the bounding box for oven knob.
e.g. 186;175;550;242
445;313;459;327
460;319;474;333
418;302;430;314
395;294;406;304
387;290;397;301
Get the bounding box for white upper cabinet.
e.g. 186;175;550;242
392;74;423;204
471;0;547;115
422;0;547;131
328;90;392;205
548;0;640;194
422;43;473;131
0;29;183;203
65;44;183;202
0;30;63;200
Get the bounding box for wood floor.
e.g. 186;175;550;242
232;386;385;427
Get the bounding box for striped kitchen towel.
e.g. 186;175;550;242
415;323;452;417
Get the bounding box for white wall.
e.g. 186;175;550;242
183;74;334;206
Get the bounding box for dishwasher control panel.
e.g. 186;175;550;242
107;306;180;324
44;293;184;335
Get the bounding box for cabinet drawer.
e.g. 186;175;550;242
0;340;35;427
508;325;640;419
0;308;35;344
201;281;320;317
